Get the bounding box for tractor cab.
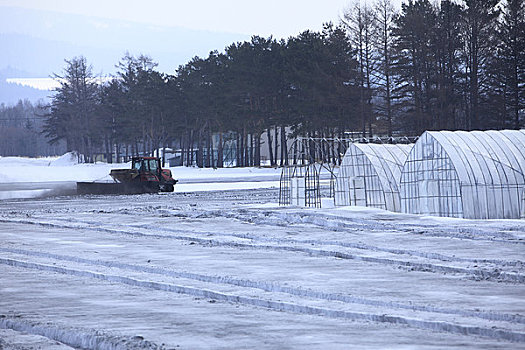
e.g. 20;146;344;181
132;157;160;175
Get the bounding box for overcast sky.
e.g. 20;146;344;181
0;0;405;82
0;0;401;39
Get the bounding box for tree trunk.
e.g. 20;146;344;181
254;133;261;167
249;133;254;166
280;125;288;166
206;128;211;168
180;133;185;167
274;126;279;166
267;128;274;166
115;142;120;163
189;132;193;166
239;129;244;167
217;132;224;168
236;132;240;167
197;129;203;168
105;136;111;163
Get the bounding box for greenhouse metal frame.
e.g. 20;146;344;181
279;164;322;207
400;130;525;219
279;138;346;207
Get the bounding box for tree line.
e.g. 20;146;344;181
0;100;65;157
44;0;524;166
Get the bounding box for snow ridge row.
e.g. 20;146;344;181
2;218;524;283
2;257;525;343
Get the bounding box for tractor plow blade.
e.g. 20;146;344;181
76;182;159;195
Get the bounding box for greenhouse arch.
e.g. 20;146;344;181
334;143;413;212
400;130;525;219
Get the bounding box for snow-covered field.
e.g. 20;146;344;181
1;155;525;349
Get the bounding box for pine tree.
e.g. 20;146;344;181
392;0;438;134
373;0;397;136
116;53;160;156
44;56;99;162
343;1;377;136
434;0;464;129
461;0;500;130
496;0;525;129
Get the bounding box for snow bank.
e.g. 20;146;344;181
0;155;58;166
48;152;81;166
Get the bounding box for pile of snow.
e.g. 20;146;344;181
48;152;81;166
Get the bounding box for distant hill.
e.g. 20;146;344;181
0;6;249;104
0;33;126;77
0;6;248;75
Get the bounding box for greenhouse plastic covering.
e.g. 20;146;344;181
335;143;413;212
400;130;525;219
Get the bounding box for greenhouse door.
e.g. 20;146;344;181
290;176;305;206
349;177;366;207
418;179;463;217
419;179;439;215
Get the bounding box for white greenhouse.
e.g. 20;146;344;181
400;130;525;219
334;143;413;212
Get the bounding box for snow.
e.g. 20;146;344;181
0;155;524;349
6;77;113;91
5;78;61;91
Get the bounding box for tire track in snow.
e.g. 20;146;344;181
2;257;525;344
2;217;524;284
2;246;524;326
12;196;523;245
